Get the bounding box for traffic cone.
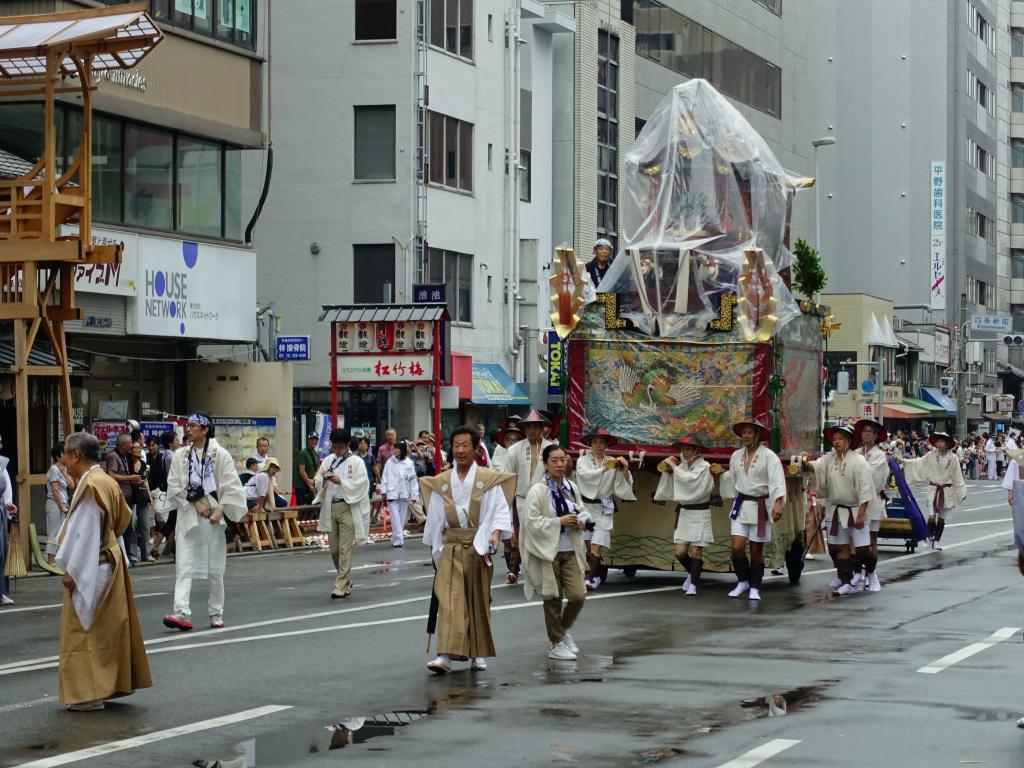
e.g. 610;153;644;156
289;489;297;507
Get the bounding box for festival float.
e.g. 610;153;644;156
552;79;825;579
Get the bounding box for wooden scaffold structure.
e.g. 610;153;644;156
0;3;161;560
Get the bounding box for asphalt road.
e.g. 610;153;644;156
1;478;1023;767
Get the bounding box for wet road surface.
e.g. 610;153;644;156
2;479;1023;767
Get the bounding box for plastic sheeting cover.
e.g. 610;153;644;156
595;79;810;340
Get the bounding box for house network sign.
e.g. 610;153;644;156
142;241;200;336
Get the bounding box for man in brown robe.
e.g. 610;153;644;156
421;426;515;673
55;431;152;710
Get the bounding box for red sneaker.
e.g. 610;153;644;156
162;614;193;631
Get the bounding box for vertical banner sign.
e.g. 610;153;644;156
930;161;946;312
375;321;396;351
547;330;566;397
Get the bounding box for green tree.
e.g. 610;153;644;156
792;238;827;299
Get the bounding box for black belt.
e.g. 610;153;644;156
582;496;609;504
677;503;709;511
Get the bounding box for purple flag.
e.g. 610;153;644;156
886;456;932;541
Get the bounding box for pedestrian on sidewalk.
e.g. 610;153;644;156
152;431;179;558
984;433;997;479
520;444;591;662
163;414;247;631
45;443;73;566
0;437;16;605
295;433;320;506
421;426;514;674
105;433;144;566
381;440;419;548
54;431;151;711
244;457;281;514
130;441;155;561
315;429;371;599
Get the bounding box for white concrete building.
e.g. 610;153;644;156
249;0;573;438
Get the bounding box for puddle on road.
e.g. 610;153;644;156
367;559;432;575
739;683;830;719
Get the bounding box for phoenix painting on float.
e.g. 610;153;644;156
583;341;757;447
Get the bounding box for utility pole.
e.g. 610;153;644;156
956;292;968;442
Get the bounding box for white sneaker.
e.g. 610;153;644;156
748;587;762;601
728;581;750;598
685;583;698;596
589;576;602;590
548;641;577;661
829;577;842;589
0;595;13;605
851;572;865;587
682;574;692;591
835;583;854;596
562;633;579;654
931;541;943;551
867;573;881;592
470;657;487;671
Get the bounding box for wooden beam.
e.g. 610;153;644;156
24;365;64;377
42;306;83;322
0;304;40;320
0;241;80;263
12;319;32;555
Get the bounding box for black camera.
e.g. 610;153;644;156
584;520;596;533
186;485;205;504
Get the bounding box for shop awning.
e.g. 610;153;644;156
882;403;930;419
921;387;957;413
0;340;87;370
471;363;531;405
902;397;947;416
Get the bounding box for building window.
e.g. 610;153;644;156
1014;28;1024;57
353;244;396;303
753;0;781;14
1014;83;1024;112
635;117;647;137
224;147;241;241
430;0;473;60
519;149;531;202
426;248;472;322
967;207;995;244
176;136;222;238
93;115;123;224
354;105;396;181
153;0;255;49
124;125;173;231
1013;250;1024;279
355;0;397;40
1014;139;1024;168
598;29;620;251
427;111;473;192
632;0;782;117
1014;194;1024;225
967;138;992;177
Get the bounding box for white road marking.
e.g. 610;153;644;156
945;518;1011;528
0;593;168;615
11;704;292;768
0;695;57;714
916;627;1020;674
715;738;801;768
0;530;1013;677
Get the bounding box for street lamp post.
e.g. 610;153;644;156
811;137;836;253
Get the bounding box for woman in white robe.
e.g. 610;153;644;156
163;414;247;631
520;444;592;661
381;441;420;548
573;428;634;591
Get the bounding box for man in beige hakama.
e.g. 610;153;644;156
421;427;514;674
55;432;151;710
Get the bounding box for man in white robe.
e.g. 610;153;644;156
501;410;556;584
489;424;522;473
719;420;786;602
421;426;514;673
984;433;997;480
853;419;890;592
164;413;247;631
899;431;966;550
803;425;875;596
654;435;717;596
315;428;371;599
573;428;634;590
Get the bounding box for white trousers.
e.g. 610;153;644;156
173;571;225;620
988;456;997;480
389;499;409;546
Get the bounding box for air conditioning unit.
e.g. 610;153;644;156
906;380;920;397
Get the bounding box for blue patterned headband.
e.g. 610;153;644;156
188;413;211;427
